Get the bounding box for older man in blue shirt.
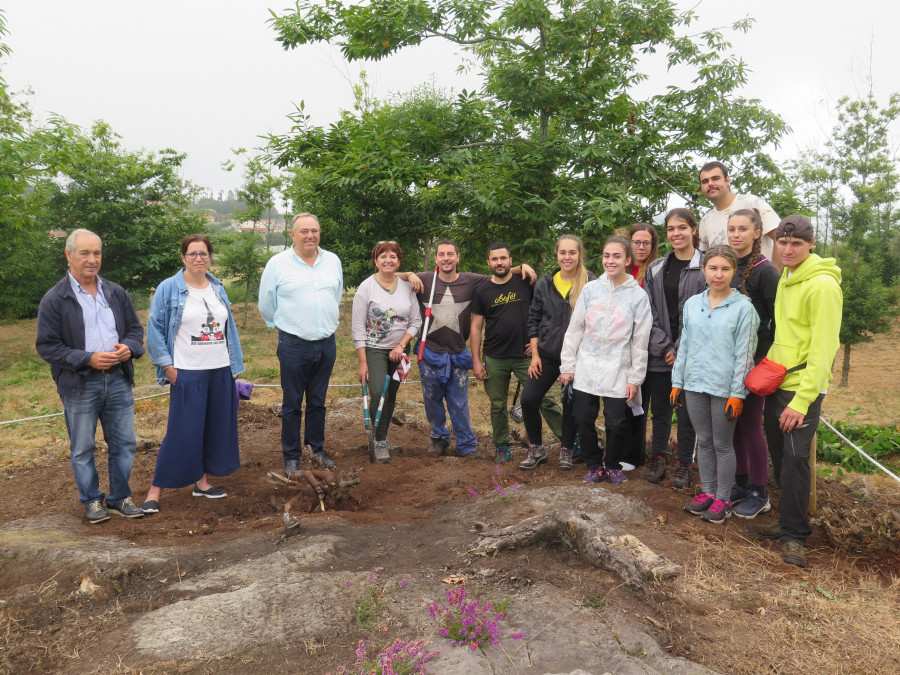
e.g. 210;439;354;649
36;229;146;524
259;213;343;474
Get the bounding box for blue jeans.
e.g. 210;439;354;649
419;360;477;455
60;370;137;505
278;331;336;462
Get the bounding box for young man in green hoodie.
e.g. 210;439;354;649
753;215;842;568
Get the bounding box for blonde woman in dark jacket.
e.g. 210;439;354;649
519;235;596;471
643;208;706;488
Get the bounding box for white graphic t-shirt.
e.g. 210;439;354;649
173;285;230;370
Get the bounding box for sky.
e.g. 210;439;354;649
2;1;897;195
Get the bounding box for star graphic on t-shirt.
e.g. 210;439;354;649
428;287;470;336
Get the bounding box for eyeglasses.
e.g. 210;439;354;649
377;241;398;245
631;240;653;247
185;251;210;259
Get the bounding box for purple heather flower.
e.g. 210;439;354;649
467;488;480;498
510;632;525;640
398;574;410;589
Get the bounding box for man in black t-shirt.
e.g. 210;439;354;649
471;242;563;463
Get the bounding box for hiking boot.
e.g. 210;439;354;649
559;447;574;471
748;521;781;540
85;499;110;524
734;490;771;519
583;466;604;483
316;451;337;470
373;440;391;464
684;493;714;515
518;444;547;470
606;467;627;484
494;445;511;464
461;450;483;459
701;499;732;524
385;438;403;454
193;485;227;498
782;541;807;568
106;497;144;518
284;459;299;478
730;483;750;504
672;461;692;489
428;437;450;456
644;455;666;484
572;436;584;464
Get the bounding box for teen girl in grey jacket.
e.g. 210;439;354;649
642;208;706;486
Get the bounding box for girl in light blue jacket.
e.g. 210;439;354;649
671;245;758;523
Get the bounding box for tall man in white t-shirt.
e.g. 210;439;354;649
698;161;781;266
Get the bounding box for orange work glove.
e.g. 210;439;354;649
725;397;744;420
669;387;684;408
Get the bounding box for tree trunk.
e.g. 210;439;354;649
242;276;252;329
840;343;850;387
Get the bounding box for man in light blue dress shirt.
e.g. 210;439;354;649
258;213;343;474
36;229;146;524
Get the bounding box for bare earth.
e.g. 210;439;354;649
0;318;898;674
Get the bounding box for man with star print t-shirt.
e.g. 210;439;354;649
405;240;534;458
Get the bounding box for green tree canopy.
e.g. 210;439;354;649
269;0;788;271
40;121;206;295
0;9;87;317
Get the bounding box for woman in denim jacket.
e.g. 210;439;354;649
141;234;244;514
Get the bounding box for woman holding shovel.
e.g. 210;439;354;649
352;242;422;464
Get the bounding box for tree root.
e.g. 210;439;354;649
466;508;680;591
267;468;362;541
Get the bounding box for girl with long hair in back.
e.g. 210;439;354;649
627;223;659;287
621;222;660;471
519;235;596;471
672;245;758;523
642;208;706;489
726;208;780;518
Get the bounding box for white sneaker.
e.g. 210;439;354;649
619;462;636;472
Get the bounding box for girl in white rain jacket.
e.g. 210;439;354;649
560;236;652;484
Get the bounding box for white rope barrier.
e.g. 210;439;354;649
818;418;900;485
0;380;425;426
3;389;899;484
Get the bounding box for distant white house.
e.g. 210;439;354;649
232;219;274;233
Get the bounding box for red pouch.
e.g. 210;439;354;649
744;358;805;397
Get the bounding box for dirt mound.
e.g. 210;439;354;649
815;476;900;555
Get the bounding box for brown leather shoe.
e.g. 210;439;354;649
428;437;449;456
748;521;781;540
782;541;807;568
643;454;666;484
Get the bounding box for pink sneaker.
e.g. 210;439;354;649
684;493;714;515
701;499;733;523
